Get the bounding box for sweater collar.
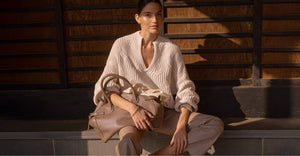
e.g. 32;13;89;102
136;31;160;45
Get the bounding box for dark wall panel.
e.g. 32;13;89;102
1;0;300;89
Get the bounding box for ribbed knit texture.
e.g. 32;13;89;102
93;31;199;112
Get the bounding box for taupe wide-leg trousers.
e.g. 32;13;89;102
116;109;224;156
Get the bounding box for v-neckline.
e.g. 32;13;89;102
137;32;158;71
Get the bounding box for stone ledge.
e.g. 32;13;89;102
1;130;300;140
1;130;300;155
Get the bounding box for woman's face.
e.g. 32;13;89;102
135;2;163;35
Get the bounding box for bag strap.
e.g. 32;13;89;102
100;74;138;103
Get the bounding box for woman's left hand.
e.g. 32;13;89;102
170;126;187;155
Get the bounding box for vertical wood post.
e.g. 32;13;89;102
253;0;262;86
55;0;68;88
160;0;166;36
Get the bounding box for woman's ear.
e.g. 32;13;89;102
135;14;141;25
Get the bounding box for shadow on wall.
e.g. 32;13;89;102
197;87;245;118
166;1;251;118
266;81;291;118
168;0;297;118
194;35;246;118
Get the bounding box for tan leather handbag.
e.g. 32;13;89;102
89;74;164;143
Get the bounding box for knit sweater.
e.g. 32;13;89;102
93;31;199;112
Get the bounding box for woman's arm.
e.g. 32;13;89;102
172;45;200;112
170;106;190;154
110;93;154;131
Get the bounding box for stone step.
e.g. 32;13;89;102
1;130;300;155
1;118;300;155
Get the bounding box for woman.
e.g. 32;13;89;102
93;0;224;155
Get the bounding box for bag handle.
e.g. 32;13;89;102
100;74;138;103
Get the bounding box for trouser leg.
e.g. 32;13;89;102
155;109;224;155
115;126;144;156
185;112;224;155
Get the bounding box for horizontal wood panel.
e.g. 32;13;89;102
188;68;252;79
65;40;114;52
67;56;108;67
64;8;136;21
183;53;252;64
262;20;300;32
0;42;58;54
0;72;60;83
65;24;139;37
0;0;54;9
167;22;253;33
172;38;253;49
262;36;300;48
0;11;56;24
0;27;56;40
63;0;137;5
0;57;59;69
1;0;299;88
262;52;300;64
262;68;300;79
263;3;300;16
166;5;253;18
68;70;101;82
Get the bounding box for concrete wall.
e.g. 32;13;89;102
1;86;300;119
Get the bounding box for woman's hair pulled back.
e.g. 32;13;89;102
136;0;162;15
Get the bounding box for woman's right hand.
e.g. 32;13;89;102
131;107;154;131
109;93;154;131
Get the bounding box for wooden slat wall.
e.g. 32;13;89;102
261;2;300;79
63;0;139;87
1;0;300;89
0;0;62;88
164;0;254;84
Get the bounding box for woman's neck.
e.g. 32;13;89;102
139;31;158;47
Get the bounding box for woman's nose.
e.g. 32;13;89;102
152;15;158;22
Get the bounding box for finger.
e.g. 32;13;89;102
133;119;140;129
170;138;174;147
177;140;181;154
136;121;142;130
135;118;144;130
145;119;154;130
178;140;183;154
140;121;149;131
145;111;154;118
180;139;184;154
184;137;188;149
174;139;179;155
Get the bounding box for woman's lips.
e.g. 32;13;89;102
151;25;159;29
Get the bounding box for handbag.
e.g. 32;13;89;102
88;74;164;143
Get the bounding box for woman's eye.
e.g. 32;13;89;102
142;12;150;16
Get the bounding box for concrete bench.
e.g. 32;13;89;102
1;118;300;155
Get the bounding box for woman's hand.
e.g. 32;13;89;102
169;106;191;155
170;126;187;155
131;106;154;131
110;93;154;131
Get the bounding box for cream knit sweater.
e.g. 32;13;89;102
93;31;199;112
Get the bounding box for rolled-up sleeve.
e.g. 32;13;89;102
172;46;200;112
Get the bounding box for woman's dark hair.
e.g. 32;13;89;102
137;0;162;15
